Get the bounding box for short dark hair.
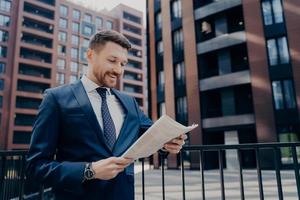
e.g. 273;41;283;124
89;30;131;51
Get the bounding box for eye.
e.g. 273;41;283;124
108;59;116;63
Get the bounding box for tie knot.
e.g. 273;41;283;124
96;87;107;99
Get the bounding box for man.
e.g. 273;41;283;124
26;30;186;200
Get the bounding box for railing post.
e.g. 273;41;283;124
0;156;6;199
142;158;145;200
160;153;165;200
19;155;26;200
218;150;225;200
180;151;186;200
237;149;245;200
291;146;300;199
255;148;264;200
200;150;205;200
273;147;283;200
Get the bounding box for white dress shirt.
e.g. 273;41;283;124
81;75;125;138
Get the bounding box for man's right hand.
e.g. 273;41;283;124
91;157;133;180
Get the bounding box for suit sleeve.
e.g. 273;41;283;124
26;90;86;194
132;97;153;136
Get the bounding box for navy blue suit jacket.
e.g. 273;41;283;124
26;80;152;200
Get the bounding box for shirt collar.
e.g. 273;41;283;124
81;75;112;95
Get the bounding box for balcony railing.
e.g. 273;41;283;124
139;142;300;200
2;142;300;199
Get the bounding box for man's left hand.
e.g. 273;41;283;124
163;134;187;154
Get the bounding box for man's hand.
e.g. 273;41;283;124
91;157;133;180
163;134;187;154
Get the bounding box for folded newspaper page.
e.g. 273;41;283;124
122;115;198;160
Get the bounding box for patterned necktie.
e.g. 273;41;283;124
96;88;116;150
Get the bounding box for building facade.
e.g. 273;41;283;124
147;0;300;169
0;0;147;150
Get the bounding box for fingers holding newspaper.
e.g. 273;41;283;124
163;134;188;154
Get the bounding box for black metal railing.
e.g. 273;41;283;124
2;142;300;199
139;142;300;200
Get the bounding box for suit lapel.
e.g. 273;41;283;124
71;81;111;154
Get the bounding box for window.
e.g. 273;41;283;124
176;96;187;121
72;9;80;20
278;126;300;164
83;39;89;48
0;0;11;12
71;48;78;59
175;62;185;84
173;29;183;50
106;21;113;30
0;46;7;57
0;14;10;26
0;29;8;42
158;102;166;117
71;35;79;46
267;36;290;66
158;70;164;91
155;12;162;30
0;79;4;90
72;22;79;33
56;73;65;85
171;0;182;20
84;13;92;23
57;59;65;70
59;18;68;29
96;17;103;28
0;95;2;107
57;45;66;56
262;0;284;26
60;5;68;17
70;75;77;83
0;62;5;73
70;62;79;72
157;40;163;55
83;25;93;36
272;80;296;110
58;31;67;42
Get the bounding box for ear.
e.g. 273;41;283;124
86;48;93;61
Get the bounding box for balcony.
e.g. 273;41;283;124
36;0;55;6
20;48;52;64
194;0;242;20
17;80;49;94
197;31;246;55
123;23;141;35
123;11;141;24
127;60;142;69
16;96;42;110
23;2;54;20
21;32;53;48
14;113;36;126
22;17;53;34
19;63;51;79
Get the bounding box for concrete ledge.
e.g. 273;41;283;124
200;70;250;91
202;114;255;129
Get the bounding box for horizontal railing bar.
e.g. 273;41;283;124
183;142;300;151
0;151;28;156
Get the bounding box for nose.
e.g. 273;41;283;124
113;64;123;75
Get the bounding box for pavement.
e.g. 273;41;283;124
134;163;299;200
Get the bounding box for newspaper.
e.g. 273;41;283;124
122;115;198;160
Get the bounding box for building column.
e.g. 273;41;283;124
243;0;277;142
182;0;202;169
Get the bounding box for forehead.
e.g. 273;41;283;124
99;41;128;61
